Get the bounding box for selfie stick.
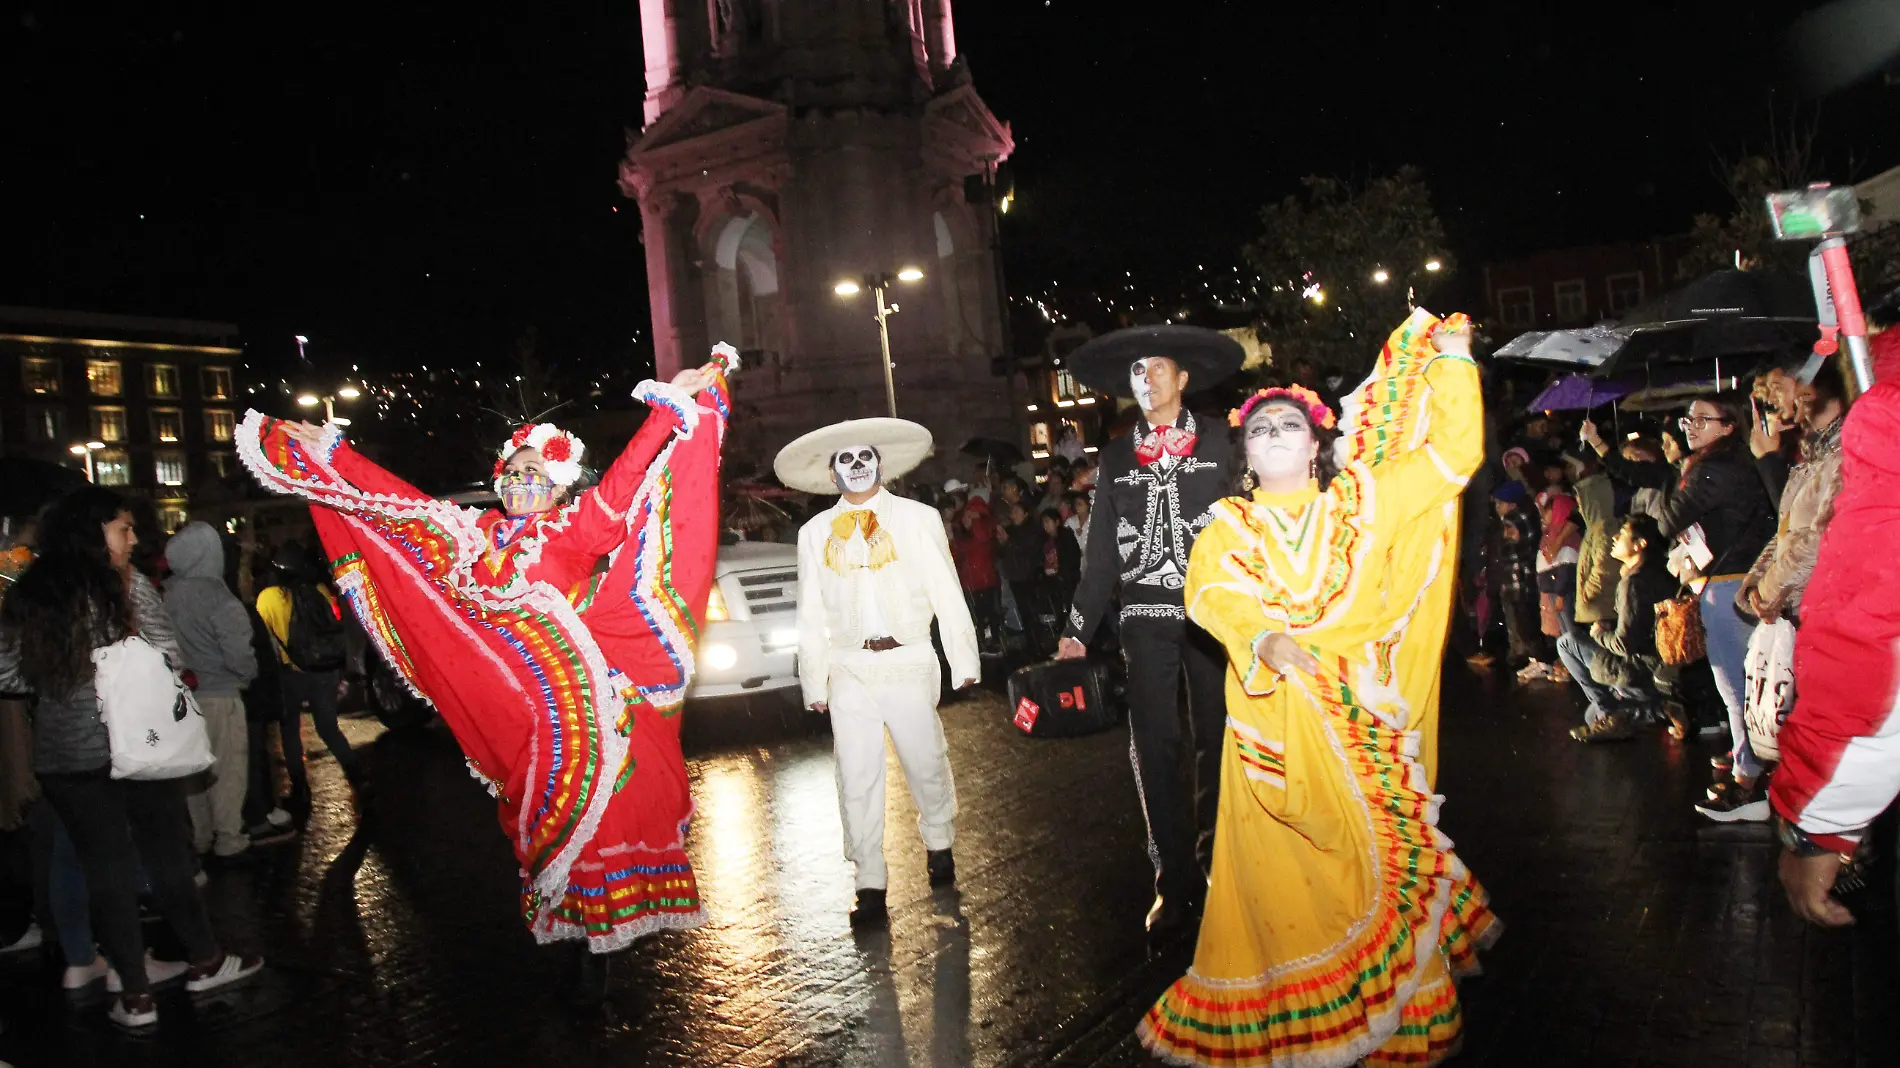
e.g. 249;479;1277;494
1766;182;1876;392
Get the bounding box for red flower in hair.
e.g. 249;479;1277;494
492;457;506;478
540;435;573;463
510;425;534;448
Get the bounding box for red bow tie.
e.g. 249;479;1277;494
1135;426;1198;465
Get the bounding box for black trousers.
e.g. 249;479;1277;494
1120;612;1228;901
38;770;219;993
280;669;360;788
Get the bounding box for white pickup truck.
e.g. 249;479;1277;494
688;540;802;701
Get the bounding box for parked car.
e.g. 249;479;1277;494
688;541;801;701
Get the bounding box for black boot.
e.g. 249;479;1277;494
849;888;889;928
571;945;610;1010
926;849;956;888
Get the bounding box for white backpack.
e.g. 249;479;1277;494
1742;618;1798;764
94;635;214;780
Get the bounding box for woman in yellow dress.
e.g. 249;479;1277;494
1139;309;1501;1068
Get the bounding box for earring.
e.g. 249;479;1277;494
1308;457;1318;480
1242;470;1258;492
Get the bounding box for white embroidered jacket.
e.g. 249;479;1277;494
795;488;981;708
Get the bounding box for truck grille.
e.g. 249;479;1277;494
736;568;798;618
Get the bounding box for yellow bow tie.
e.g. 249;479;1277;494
832;509;880;542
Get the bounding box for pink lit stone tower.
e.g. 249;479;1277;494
619;0;1017;474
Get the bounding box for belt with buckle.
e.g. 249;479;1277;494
863;636;901;652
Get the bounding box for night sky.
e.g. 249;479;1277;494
4;1;1895;383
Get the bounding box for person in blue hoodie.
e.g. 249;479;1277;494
163;523;258;860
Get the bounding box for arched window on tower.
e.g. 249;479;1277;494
708;212;780;356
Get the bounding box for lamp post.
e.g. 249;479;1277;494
68;440;105;483
834;267;925;418
296;384;363;426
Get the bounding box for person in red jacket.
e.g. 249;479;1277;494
953;496;1002;651
239;348;735;997
1769;331;1900;927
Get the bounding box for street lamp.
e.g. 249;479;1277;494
1371;268;1390;284
69;440;105;483
297;384;360;426
1424;259;1443;273
834;268;926;418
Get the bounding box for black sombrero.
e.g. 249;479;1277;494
1066;325;1246;397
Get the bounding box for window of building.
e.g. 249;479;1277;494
1054;368;1080;403
1496;286;1535;328
203;366;233;401
1554;279;1588;321
30;406;63;443
148;363;180;398
205;409;235;443
87;358;123;396
1606;272;1645;313
94;448;131;487
1030;422;1051;447
23;357;60;395
207;452;237;478
157;502;189;534
91;406;127;443
150;407;184;443
155;451;187;487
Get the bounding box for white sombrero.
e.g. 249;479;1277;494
773;417;934;495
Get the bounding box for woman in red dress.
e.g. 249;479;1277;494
238;348;736;980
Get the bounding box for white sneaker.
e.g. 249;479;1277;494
1;922;42;954
106;954;191;993
266;808;293;829
62;955;109;991
184;953;264;993
107;992;158;1029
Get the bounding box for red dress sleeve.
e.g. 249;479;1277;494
527;382;699;586
325;440;432;503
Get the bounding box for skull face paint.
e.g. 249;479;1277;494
497;471;559;515
1244;401;1317;485
832;445;881;494
1129;359;1157;411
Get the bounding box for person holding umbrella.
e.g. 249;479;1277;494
1053;325;1241;933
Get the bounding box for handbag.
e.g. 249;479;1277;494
94;635;214;781
1654;588;1706;667
1743;618;1798;763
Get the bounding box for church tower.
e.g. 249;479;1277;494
619;0;1017;474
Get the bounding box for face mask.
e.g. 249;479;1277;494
833;445;880;494
1244;404;1315;483
498;472;558;515
1129;359;1156;412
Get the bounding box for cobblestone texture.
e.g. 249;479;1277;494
0;661;1894;1067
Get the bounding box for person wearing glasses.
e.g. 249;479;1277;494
1588;395;1776;815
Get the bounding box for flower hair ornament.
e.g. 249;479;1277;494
1229;384;1337;431
492;423;587;487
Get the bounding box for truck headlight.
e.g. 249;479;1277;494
703;643;739;671
705;584;730;622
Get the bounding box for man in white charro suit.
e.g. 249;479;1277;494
776;418;981;927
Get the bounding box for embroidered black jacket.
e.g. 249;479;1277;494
1062;409;1234;642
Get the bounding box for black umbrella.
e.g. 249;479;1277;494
0;457;88;519
1594;269;1818;378
960;437;1024;466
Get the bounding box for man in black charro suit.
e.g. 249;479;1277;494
1054;326;1240;933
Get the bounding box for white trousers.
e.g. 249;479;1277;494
829;669;958;890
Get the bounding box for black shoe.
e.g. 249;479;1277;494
926;849;956;888
572;947;610;1010
849;888;889;928
245;822;298;847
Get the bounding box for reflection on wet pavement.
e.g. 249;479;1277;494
1;665;1894;1066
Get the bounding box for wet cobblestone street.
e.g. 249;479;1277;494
2;658;1895;1067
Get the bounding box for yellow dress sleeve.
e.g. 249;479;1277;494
1186;503;1285;697
1340;310;1484;535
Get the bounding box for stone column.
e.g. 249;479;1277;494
923;0;957;78
639;192;687;380
640;0;682;127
